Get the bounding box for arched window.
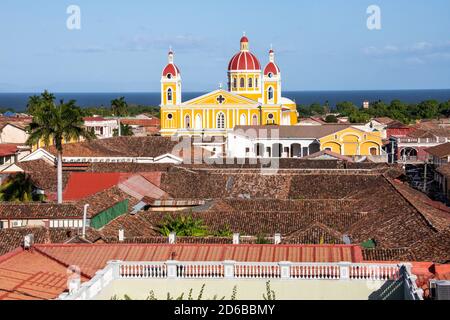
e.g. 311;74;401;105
268;87;274;102
240;114;247;125
233;78;237;89
252;114;258;125
217;112;225;129
167;88;173;103
248;77;253;88
255;77;259;88
185;115;191;129
240;78;245;88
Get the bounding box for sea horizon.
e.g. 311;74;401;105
1;88;450;112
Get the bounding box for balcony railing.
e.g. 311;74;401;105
58;260;423;300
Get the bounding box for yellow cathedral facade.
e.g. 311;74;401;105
160;35;298;137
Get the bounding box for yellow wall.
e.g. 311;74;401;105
263;81;279;104
32;136;80;151
162;83;178;106
160;90;298;136
319;128;383;156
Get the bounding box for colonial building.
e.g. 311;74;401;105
160;36;298;137
227;125;385;161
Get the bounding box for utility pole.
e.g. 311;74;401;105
118;118;121;137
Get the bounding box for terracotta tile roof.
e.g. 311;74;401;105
362;248;414;262
388;179;450;232
0;144;19;157
0;227;102;256
0;243;362;300
0;249;87;300
121;118;160;127
73;186;138;218
0;117;32;131
0;203;81;220
14;160;70;193
407;128;450;139
45;136;179;158
302;150;354;162
373;117;395;125
425;142;450;157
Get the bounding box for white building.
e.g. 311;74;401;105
83;117;119;139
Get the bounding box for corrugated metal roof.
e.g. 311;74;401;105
33;243;363;277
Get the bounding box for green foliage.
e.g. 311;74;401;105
263;281;276;301
325;114;338;123
157;214;209;237
113;124;134;137
197;284;205;300
231;286;238;301
26;92;96;151
111;97;129;117
112;284;234;300
0;173;37;202
256;234;271;244
214;224;233;237
26;90;55;115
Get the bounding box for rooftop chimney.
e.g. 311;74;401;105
169;232;176;244
118;229;125;242
233;233;240;245
274;233;282;245
23;234;34;250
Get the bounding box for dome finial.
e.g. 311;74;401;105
168;47;174;63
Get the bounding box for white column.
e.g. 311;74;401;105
223;261;236;279
279;262;292;280
167;261;178;279
339;262;351;280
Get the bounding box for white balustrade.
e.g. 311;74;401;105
58;261;410;300
119;262;167;279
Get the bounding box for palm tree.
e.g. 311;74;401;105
157;214;208;237
113;124;133;137
111;97;129;117
0;173;34;202
26;95;95;204
26;90;55;115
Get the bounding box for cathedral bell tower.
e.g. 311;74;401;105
161;49;182;106
263;48;281;105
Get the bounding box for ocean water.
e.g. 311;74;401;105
0;89;449;111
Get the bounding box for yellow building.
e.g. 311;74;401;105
320;127;383;156
160;36;298;137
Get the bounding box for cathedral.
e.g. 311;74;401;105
159;35;298;137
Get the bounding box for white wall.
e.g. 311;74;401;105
227;132;317;158
0;125;28;144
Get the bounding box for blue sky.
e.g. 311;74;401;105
0;0;449;92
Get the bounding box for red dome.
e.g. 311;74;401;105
162;63;180;77
264;62;280;76
228;51;261;71
240;36;249;43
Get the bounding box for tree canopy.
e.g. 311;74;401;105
297;99;450;124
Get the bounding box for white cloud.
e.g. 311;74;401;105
362;40;450;64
